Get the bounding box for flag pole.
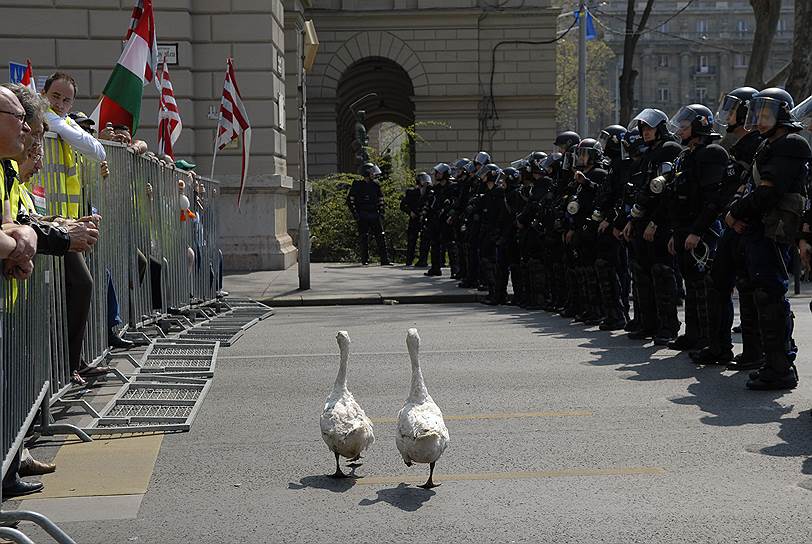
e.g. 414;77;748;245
210;59;227;179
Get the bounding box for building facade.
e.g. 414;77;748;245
599;0;794;124
303;0;559;177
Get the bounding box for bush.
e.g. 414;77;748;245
309;169;414;263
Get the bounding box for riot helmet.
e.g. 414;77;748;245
629;108;670;143
554;131;581;152
791;95;812;132
360;162;382;179
745;88;801;134
432;162;452;182
474;151;491;167
476;163;502;184
416;172;432;186
528;151;548;174
452;158;471;178
621;127;648;160
540;152;563;175
668;104;720;144
715;86;758;133
574;138;604;168
499;167;522;189
598;125;626;158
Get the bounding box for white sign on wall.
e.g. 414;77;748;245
157;43;178;65
278;92;285;131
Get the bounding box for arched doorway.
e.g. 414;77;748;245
336;57;415;173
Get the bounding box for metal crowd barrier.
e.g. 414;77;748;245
0;133;222;543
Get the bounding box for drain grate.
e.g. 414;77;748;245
84;382;211;434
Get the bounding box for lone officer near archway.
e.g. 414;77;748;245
347;162;392;266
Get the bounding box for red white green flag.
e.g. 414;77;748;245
90;0;159;135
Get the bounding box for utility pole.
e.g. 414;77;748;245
577;0;588;137
298;20;319;291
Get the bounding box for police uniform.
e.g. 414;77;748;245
346;178;390;265
400;185;428;266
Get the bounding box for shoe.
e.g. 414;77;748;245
481;297;500;306
457;281;476;288
381;261;394;266
70;370;87;386
732;324;742;334
599;318;627;331
108;332;135;350
3;478;43;498
476;285;488;292
424;269;441;277
624;318;639;332
653;333;677;346
19;458;56;477
667;335;698;351
78;361;111;376
690;347;734;365
746;373;798;391
627;329;656;340
414;261;428;268
728;356;766;372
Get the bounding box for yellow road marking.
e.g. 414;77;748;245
20;434;163;500
356;467;666;485
369;410;592;424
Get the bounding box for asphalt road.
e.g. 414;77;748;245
25;301;812;543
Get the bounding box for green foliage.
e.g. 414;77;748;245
309;169;414;263
556;35;615;132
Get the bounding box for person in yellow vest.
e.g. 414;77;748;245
41;73;106;386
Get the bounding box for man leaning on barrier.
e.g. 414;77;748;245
41;73;108;385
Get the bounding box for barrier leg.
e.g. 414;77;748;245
35;394;92;443
0;527;36;544
0;511;77;544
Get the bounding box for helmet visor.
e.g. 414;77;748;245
474;151;491;166
575;147;592;167
744;96;781;132
540;153;560;173
791;95;812;131
598;130;612;151
417;172;431;185
715;95;742;130
629;108;667;131
667;106;696;141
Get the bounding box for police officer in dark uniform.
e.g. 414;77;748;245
401;171;431;266
474;164;507;304
662;104;728;352
593;125;631;330
457;152;491;288
347;162;391;266
623;109;683;343
424;163;459;277
450;158;472;279
496;166;526;305
725;88;811;390
691;87;763;366
552;131;581;317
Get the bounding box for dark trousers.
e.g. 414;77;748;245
64;252;93;372
357;214;389;264
406;218;428;264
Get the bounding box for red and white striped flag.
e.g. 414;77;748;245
157;59;182;159
21;60;36;94
211;58;252;208
125;0;159;89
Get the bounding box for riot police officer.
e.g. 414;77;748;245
497;166;527;305
474;164;507;304
691;87;763;366
725;88;811;390
623;109;683;344
400;172;431;266
663;104;729;352
346;162;391;266
425;163;459;277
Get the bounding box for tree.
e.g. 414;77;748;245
744;0;781;89
618;0;656;125
556;35;614;132
785;0;812;101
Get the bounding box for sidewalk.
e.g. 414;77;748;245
223;263;482;306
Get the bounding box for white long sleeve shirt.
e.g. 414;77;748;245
45;110;106;162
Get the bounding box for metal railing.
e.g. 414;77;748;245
0;133;223;543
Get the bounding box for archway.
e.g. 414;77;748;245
336;57;415;173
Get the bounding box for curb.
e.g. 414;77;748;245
259;292;483;307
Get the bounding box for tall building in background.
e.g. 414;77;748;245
599;0;794;124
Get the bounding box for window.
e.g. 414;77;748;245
658;54;669;67
737;20;748;35
777;18;787;34
697;55;710;73
696;19;708;33
734;53;747;68
696;87;708;104
657;88;670;102
658;21;670;33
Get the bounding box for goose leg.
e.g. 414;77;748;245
331;452;347;478
419;462;441;489
347;454;363;467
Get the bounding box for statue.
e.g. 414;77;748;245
353;110;370;167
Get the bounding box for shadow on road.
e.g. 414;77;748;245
288;474;359;493
358;482;435;511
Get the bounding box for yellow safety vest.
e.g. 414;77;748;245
51;110;82;219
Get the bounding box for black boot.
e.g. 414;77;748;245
108;327;135;350
652;263;680;346
734;282;764;368
628;261;657;339
596;258;626;331
746;290;797;391
668;278;699;351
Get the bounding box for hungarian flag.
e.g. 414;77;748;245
21;60;36;93
211;58;252;208
90;0;159;135
157;59;182;159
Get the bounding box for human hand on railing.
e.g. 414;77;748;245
6;225;37;262
4;258;33;281
100;160;110;179
66;220;100;253
77;214;102;227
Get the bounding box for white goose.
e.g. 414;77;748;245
396;328;449;488
320;331;375;478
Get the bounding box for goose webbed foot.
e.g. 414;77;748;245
418;462;441;489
